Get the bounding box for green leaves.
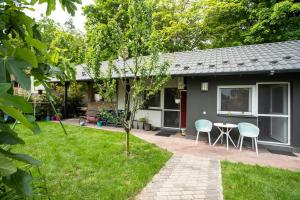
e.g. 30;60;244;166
0;131;25;145
0;94;33;113
0;57;31;90
0;154;17;176
15;48;38;68
0;83;11;93
32;0;81;16
0;83;40;134
0;122;25;145
0;0;80;198
3;169;33;197
25;36;47;53
59;0;82;16
5;153;41;166
0;106;33;131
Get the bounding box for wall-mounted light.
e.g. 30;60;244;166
201;82;208;91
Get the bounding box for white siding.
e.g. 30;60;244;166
135;110;162;127
117;81;125;110
117;78;180;128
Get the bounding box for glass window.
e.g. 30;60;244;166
217;86;254;115
258;84;288;115
144;91;161;108
164;88;179;109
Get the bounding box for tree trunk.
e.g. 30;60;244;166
125;128;130;156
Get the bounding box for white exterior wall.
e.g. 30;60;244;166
117;82;126;110
135;110;162;127
116;78;179;128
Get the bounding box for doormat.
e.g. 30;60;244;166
155;131;177;137
268;149;297;157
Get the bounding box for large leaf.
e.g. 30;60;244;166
3;57;31;90
25;36;47;53
0;118;26;143
15;48;38;68
0;148;40;166
0;91;33;113
0;58;6;83
7;153;40;166
0;105;37;133
0;153;17;176
25;115;40;135
14;11;35;38
0;131;25;145
0;83;11;94
3;169;33;197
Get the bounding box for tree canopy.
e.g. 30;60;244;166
38;17;85;65
84;0;300;57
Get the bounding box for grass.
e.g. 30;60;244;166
222;161;300;200
13;122;172;200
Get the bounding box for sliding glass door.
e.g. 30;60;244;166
257;83;290;144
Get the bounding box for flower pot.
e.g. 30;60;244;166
94;94;100;102
144;123;151;131
175;99;180;104
97;121;103;127
132;120;138;129
138;121;144;129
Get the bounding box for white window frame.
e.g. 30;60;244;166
162;87;181;129
146;90;162;110
217;85;256;116
256;82;291;146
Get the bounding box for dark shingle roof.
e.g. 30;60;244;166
162;40;300;75
72;40;300;81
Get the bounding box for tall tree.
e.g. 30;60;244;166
196;0;300;48
38;16;86;65
85;0;170;156
151;0;205;52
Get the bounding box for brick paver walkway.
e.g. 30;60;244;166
136;155;223;200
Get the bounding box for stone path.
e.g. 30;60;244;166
136;155;223;200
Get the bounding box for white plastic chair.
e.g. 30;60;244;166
195;119;213;145
237;122;260;155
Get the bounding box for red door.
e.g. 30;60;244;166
180;91;187;129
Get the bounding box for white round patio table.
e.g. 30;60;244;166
213;123;238;150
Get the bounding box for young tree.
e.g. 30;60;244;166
85;0;170;156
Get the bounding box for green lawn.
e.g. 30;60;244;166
222;161;300;200
13;122;172;200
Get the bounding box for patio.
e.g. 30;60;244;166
62;118;300;171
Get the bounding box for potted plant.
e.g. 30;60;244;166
138;117;146;129
52;112;62;121
174;90;180;104
132;120;138;129
143;119;151;131
175;98;180;104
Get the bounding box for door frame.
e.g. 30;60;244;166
161;87;181;129
256;82;291;145
180;90;187;130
